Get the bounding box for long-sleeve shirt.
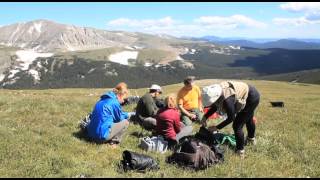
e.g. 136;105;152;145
136;93;159;118
156;108;181;141
204;95;236;129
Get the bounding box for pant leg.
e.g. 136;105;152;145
232;112;247;151
141;117;157;131
181;113;193;126
106;120;129;143
176;125;193;142
193;108;204;123
244;86;260;139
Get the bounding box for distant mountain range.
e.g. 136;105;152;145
0;19;320;89
190;36;320;50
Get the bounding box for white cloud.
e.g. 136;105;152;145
107;16;176;28
273;17;312;26
280;2;320;13
107;15;267;37
194;15;267;29
276;2;320;26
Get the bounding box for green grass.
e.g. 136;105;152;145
0;79;319;177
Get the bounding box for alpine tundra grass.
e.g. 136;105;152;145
0;79;319;177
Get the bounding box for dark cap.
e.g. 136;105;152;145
184;76;195;84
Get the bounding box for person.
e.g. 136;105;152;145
131;84;163;131
86;82;131;147
155;94;193;149
201;81;260;158
177;76;204;126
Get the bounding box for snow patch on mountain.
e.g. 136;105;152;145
108;51;138;65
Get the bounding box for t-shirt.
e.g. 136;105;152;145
177;85;201;110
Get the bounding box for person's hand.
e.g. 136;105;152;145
199;106;204;113
189;113;197;120
208;125;218;133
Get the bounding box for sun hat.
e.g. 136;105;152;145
202;84;222;107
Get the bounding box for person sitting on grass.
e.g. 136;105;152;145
177;76;204;126
130;84;163;131
155;94;193;149
86;82;132;148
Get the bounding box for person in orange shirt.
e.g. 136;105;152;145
177;76;204;126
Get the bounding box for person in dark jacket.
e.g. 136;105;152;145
131;84;163;131
87;82;131;147
201;81;260;158
156;94;193;149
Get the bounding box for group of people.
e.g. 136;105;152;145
84;76;260;158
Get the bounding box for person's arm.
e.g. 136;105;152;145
197;86;204;112
216;95;236;129
144;95;158;117
173;110;181;133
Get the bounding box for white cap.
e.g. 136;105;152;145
149;84;162;92
202;84;222;107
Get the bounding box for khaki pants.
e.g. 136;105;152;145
105;120;129;144
181;108;204;126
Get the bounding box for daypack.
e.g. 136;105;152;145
119;150;159;173
139;136;168;153
79;113;91;132
195;126;236;147
167;138;222;170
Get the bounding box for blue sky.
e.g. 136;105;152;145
1;2;320;38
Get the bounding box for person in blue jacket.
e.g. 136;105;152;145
87;82;131;146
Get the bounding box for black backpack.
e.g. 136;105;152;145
167;138;222;170
119;150;159;173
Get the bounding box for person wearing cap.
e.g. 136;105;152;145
131;84;163;131
177;76;204;126
86;82;131;147
201;81;260;158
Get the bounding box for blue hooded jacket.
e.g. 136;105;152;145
87;91;129;141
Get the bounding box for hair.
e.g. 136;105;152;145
113;82;128;95
165;94;177;109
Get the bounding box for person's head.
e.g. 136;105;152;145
113;82;129;104
149;84;162;98
183;76;195;90
164;94;177;109
201;84;222;107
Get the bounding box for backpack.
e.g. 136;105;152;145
139;136;168;153
119;150;159;173
167;138;222;170
79;113;91;132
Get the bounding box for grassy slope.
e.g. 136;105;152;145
0;79;319;177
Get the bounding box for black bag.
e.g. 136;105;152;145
167;138;222;170
119;150;159;173
194;126;219;146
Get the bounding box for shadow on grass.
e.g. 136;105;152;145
72;129;93;143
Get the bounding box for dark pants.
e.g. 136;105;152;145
233;85;260;151
130;115;157;131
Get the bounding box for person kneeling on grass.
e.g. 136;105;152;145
155;94;193;150
87;82;133;147
201;81;260;159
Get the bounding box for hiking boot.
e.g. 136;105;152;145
236;149;245;159
245;137;256;146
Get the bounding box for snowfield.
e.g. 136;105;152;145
6;50;53;82
108;51;138;65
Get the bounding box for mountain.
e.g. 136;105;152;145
0;19;320;89
195;36;320;50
